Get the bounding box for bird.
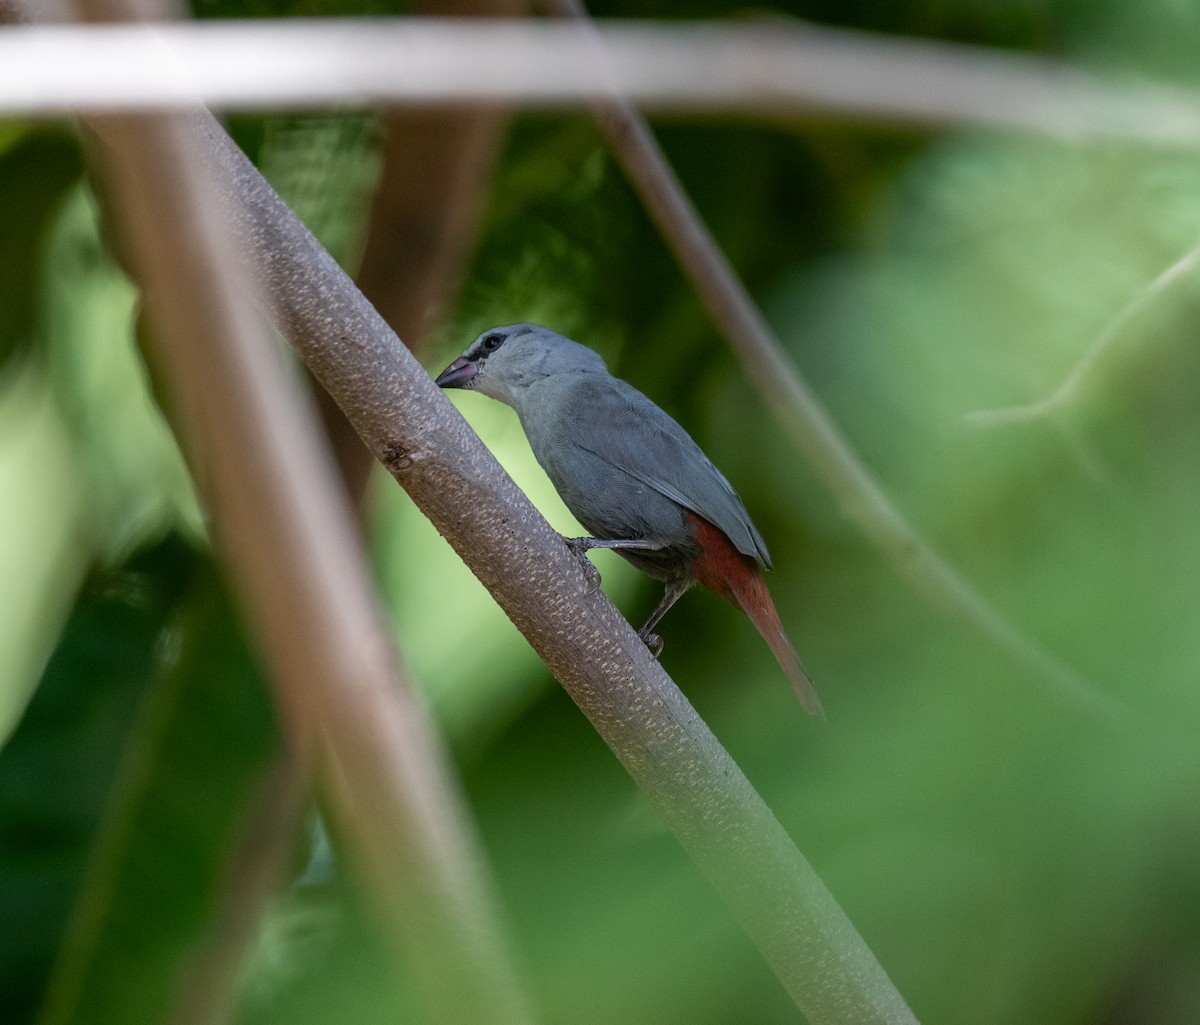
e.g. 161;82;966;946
435;323;822;716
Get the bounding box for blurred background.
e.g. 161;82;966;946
3;0;1200;1023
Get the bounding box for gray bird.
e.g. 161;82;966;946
435;323;821;715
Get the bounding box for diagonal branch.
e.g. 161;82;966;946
159;104;920;1025
71;2;537;1020
542;0;1122;723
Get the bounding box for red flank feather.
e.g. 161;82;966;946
686;515;823;717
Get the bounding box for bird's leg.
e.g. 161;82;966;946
564;536;666;555
637;578;694;658
563;536;665;592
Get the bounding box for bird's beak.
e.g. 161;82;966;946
435;356;478;389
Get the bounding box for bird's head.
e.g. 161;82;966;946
434;323;607;406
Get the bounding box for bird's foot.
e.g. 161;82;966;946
564;536;593;556
564;536;602;591
638;629;664;659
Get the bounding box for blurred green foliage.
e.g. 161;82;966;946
3;1;1200;1024
0;129;82;372
0;537;278;1025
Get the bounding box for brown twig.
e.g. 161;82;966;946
70;2;536;1020
356;0;521;355
540;0;1122;723
321;0;522;509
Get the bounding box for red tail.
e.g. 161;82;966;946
688;516;824;717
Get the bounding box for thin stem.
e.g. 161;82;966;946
968;240;1200;427
542;0;1122;724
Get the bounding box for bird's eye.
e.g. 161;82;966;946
481;333;504;353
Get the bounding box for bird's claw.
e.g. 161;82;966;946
638;630;664;659
564;536;602;591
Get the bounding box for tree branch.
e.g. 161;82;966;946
157;105;919;1024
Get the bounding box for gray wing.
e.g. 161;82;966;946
561;376;772;569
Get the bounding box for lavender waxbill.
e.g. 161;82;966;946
435;323;822;716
